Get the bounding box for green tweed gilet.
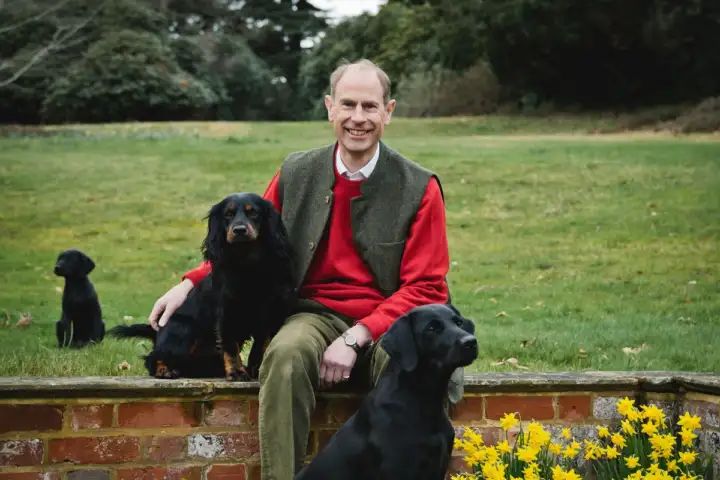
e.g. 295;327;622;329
277;142;438;297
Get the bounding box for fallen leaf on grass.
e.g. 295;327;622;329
16;313;32;328
117;361;131;371
492;357;530;370
55;286;62;294
123;315;134;321
622;344;648;355
520;338;536;348
495;311;508;318
577;348;588;359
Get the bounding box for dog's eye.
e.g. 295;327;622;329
454;318;463;327
247;209;259;218
426;320;443;333
224;210;235;219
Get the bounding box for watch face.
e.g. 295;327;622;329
344;333;357;346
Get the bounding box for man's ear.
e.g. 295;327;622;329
324;95;334;121
380;312;418;372
384;99;396;125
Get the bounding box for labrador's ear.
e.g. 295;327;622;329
380;312;418;372
80;253;95;275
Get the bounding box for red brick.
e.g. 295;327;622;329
205;400;248;427
0;473;60;480
118;402;200;428
224;432;260;458
247;464;261;480
558;395;592;421
327;398;362;425
485;395;554;420
0;439;43;466
450;396;484;422
117;467;201;480
48;436;140;464
69;405;114;430
0;405;63;433
145;436;186;462
206;464;247;480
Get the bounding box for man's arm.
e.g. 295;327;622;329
320;177;449;384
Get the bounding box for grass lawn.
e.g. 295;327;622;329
0;117;718;376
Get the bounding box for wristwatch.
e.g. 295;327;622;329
341;332;362;354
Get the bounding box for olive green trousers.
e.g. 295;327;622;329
257;300;389;480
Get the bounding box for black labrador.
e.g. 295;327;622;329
295;303;478;480
111;193;295;379
54;249;104;348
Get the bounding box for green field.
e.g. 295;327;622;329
1;118;718;376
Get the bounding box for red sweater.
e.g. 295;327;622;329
183;155;449;340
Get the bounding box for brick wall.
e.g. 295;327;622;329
0;373;717;479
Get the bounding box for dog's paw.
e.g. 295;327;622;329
225;367;250;382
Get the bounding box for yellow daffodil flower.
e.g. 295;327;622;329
500;412;519;431
549;442;563;455
679;450;697;466
621;419;636;435
496;439;512;454
561;427;572;440
680;427;697;446
625;455;640;469
641;404;666;424
642;421;659;436
596;425;610;438
517;445;539;463
605;446;619;459
617;397;636;416
677;412;702;431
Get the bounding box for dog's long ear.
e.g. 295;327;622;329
381;312;418;372
202;198;227;263
80;253;95;275
262;199;293;265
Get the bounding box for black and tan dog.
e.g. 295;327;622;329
54;249;105;348
111;193;295;379
295;304;478;480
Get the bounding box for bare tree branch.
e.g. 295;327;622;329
0;0;72;35
0;0;108;88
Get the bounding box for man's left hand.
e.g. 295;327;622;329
319;324;372;388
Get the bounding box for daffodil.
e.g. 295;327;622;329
583;439;601;460
523;463;540;480
562;441;580;459
561;427;572;440
625;455;640;469
496;439;512;454
500;412;519;431
526;421;550;447
605;446;619;459
617;397;636;416
641;421;659;436
677;412;702;431
564;469;582;480
679;450;697;466
680;427;697;446
551;465;565;480
621;418;636;435
482;461;506;480
462;427;485;447
549;442;562;455
596;425;610;438
667;459;678;472
611;432;626;448
517;445;539;463
641;404;666;424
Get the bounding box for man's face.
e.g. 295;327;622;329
324;67;396;161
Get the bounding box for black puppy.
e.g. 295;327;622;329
54;249;104;348
295;304;478;480
111;193;295;380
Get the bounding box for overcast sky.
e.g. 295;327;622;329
310;0;387;21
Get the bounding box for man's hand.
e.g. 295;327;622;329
148;279;194;331
319;324;372;388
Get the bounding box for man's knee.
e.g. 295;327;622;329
260;332;321;382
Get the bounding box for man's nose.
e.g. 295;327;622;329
350;104;367;122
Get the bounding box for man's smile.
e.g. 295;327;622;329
346;127;372;137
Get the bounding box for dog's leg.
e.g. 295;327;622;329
56;316;71;348
222;341;249;381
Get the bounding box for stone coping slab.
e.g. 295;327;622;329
0;372;717;399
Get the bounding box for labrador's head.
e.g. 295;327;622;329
381;304;477;373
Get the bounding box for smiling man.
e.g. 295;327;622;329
148;59;449;479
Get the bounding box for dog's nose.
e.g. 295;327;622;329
53;265;62;275
459;335;478;352
232;225;248;236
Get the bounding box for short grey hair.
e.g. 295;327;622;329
329;59;391;104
